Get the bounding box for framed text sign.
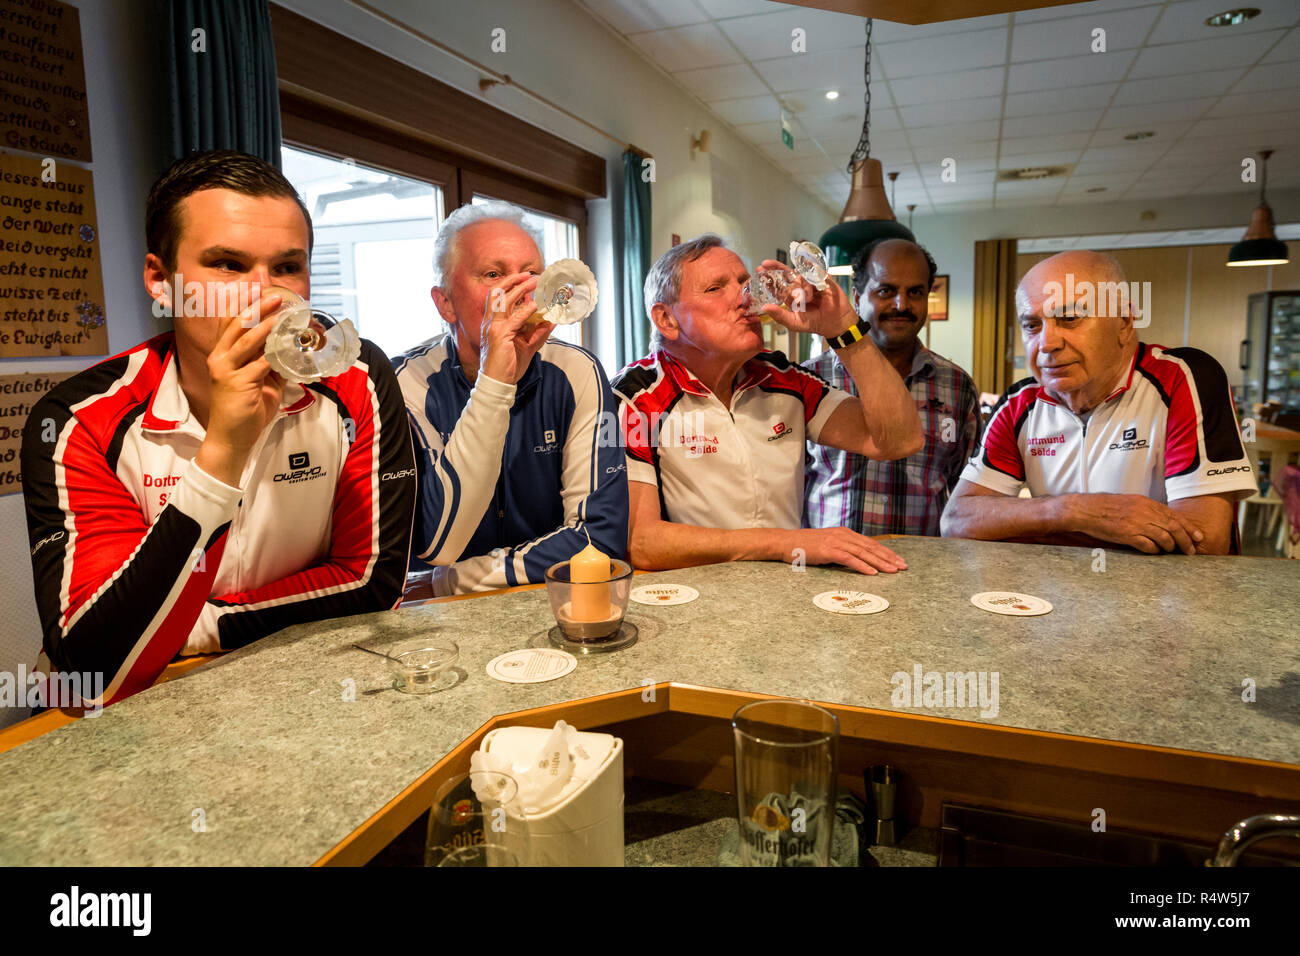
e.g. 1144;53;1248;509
0;151;106;356
0;0;92;162
0;371;70;495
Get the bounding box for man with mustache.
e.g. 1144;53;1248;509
942;250;1256;554
613;234;922;576
804;238;981;536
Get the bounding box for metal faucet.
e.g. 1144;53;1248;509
1210;814;1300;866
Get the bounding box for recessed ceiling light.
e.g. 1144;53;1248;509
1206;7;1260;26
1124;131;1156;140
825;90;839;100
1086;187;1108;193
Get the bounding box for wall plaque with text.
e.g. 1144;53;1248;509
0;151;107;357
0;0;92;162
0;371;70;495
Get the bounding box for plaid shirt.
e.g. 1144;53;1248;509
803;344;981;536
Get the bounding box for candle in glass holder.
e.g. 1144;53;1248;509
569;539;612;623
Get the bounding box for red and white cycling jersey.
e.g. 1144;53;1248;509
21;332;416;708
612;349;850;529
960;343;1256;504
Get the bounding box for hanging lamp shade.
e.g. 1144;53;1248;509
819;19;914;277
820;158;915;275
1227;150;1289;267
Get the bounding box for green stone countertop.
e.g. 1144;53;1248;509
0;538;1296;865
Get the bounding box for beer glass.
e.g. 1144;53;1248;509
732;699;839;866
259;285;361;383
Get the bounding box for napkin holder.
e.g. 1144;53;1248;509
479;725;624;866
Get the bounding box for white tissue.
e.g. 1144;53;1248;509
470;720;581;813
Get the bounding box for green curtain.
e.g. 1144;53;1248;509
617;150;652;368
161;0;283;167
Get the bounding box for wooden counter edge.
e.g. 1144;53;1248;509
314;681;1300;867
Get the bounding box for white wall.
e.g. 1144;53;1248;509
0;0;164;727
271;0;838;371
915;187;1300;381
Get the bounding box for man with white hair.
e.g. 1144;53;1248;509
393;201;627;596
612;234;923;575
942;250;1256;554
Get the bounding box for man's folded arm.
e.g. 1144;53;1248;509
194;344;416;648
404;371;514;566
22;396;240;707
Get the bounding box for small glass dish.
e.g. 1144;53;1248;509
386;640;459;694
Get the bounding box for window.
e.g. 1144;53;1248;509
282;145;445;360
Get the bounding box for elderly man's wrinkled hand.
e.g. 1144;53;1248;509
755;258;856;339
1066;493;1205;555
479;272;553;384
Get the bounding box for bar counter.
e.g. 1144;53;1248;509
0;537;1296;866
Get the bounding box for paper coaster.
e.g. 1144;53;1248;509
813;590;889;614
630;583;700;606
970;591;1053;616
485;648;577;684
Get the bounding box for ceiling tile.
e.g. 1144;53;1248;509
753;50;886;98
874;27;1008;79
1129;31;1287;77
1262;27;1300;62
673;61;768;99
1231;59;1300;94
694;0;773;18
626;22;742;72
1112;69;1245;105
1001;131;1094;154
1001;108;1105;138
715;7;866;61
900;95;1003;128
1146;0;1300;45
1087;122;1191;146
1185;108;1300;136
1206;90;1300;117
1011;6;1163;62
1005;83;1117;117
731;118;784;144
888;67;1005;106
1099;98;1220;127
1007;49;1136;92
911;142;1000;163
906;120;1001;145
580;0;708;34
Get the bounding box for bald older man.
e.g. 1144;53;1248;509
942;250;1256;555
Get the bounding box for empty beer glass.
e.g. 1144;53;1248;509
259;286;361;383
732;699;839;866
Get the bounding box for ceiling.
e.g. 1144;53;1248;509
1018;220;1300;251
576;0;1300;216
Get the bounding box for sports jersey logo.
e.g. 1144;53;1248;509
533;427;560;454
1207;465;1251;476
1108;427;1149;452
381;469;416;481
31;530;64;555
767;421;792;442
275;451;325;483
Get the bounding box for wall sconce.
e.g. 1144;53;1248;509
691;129;711;158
